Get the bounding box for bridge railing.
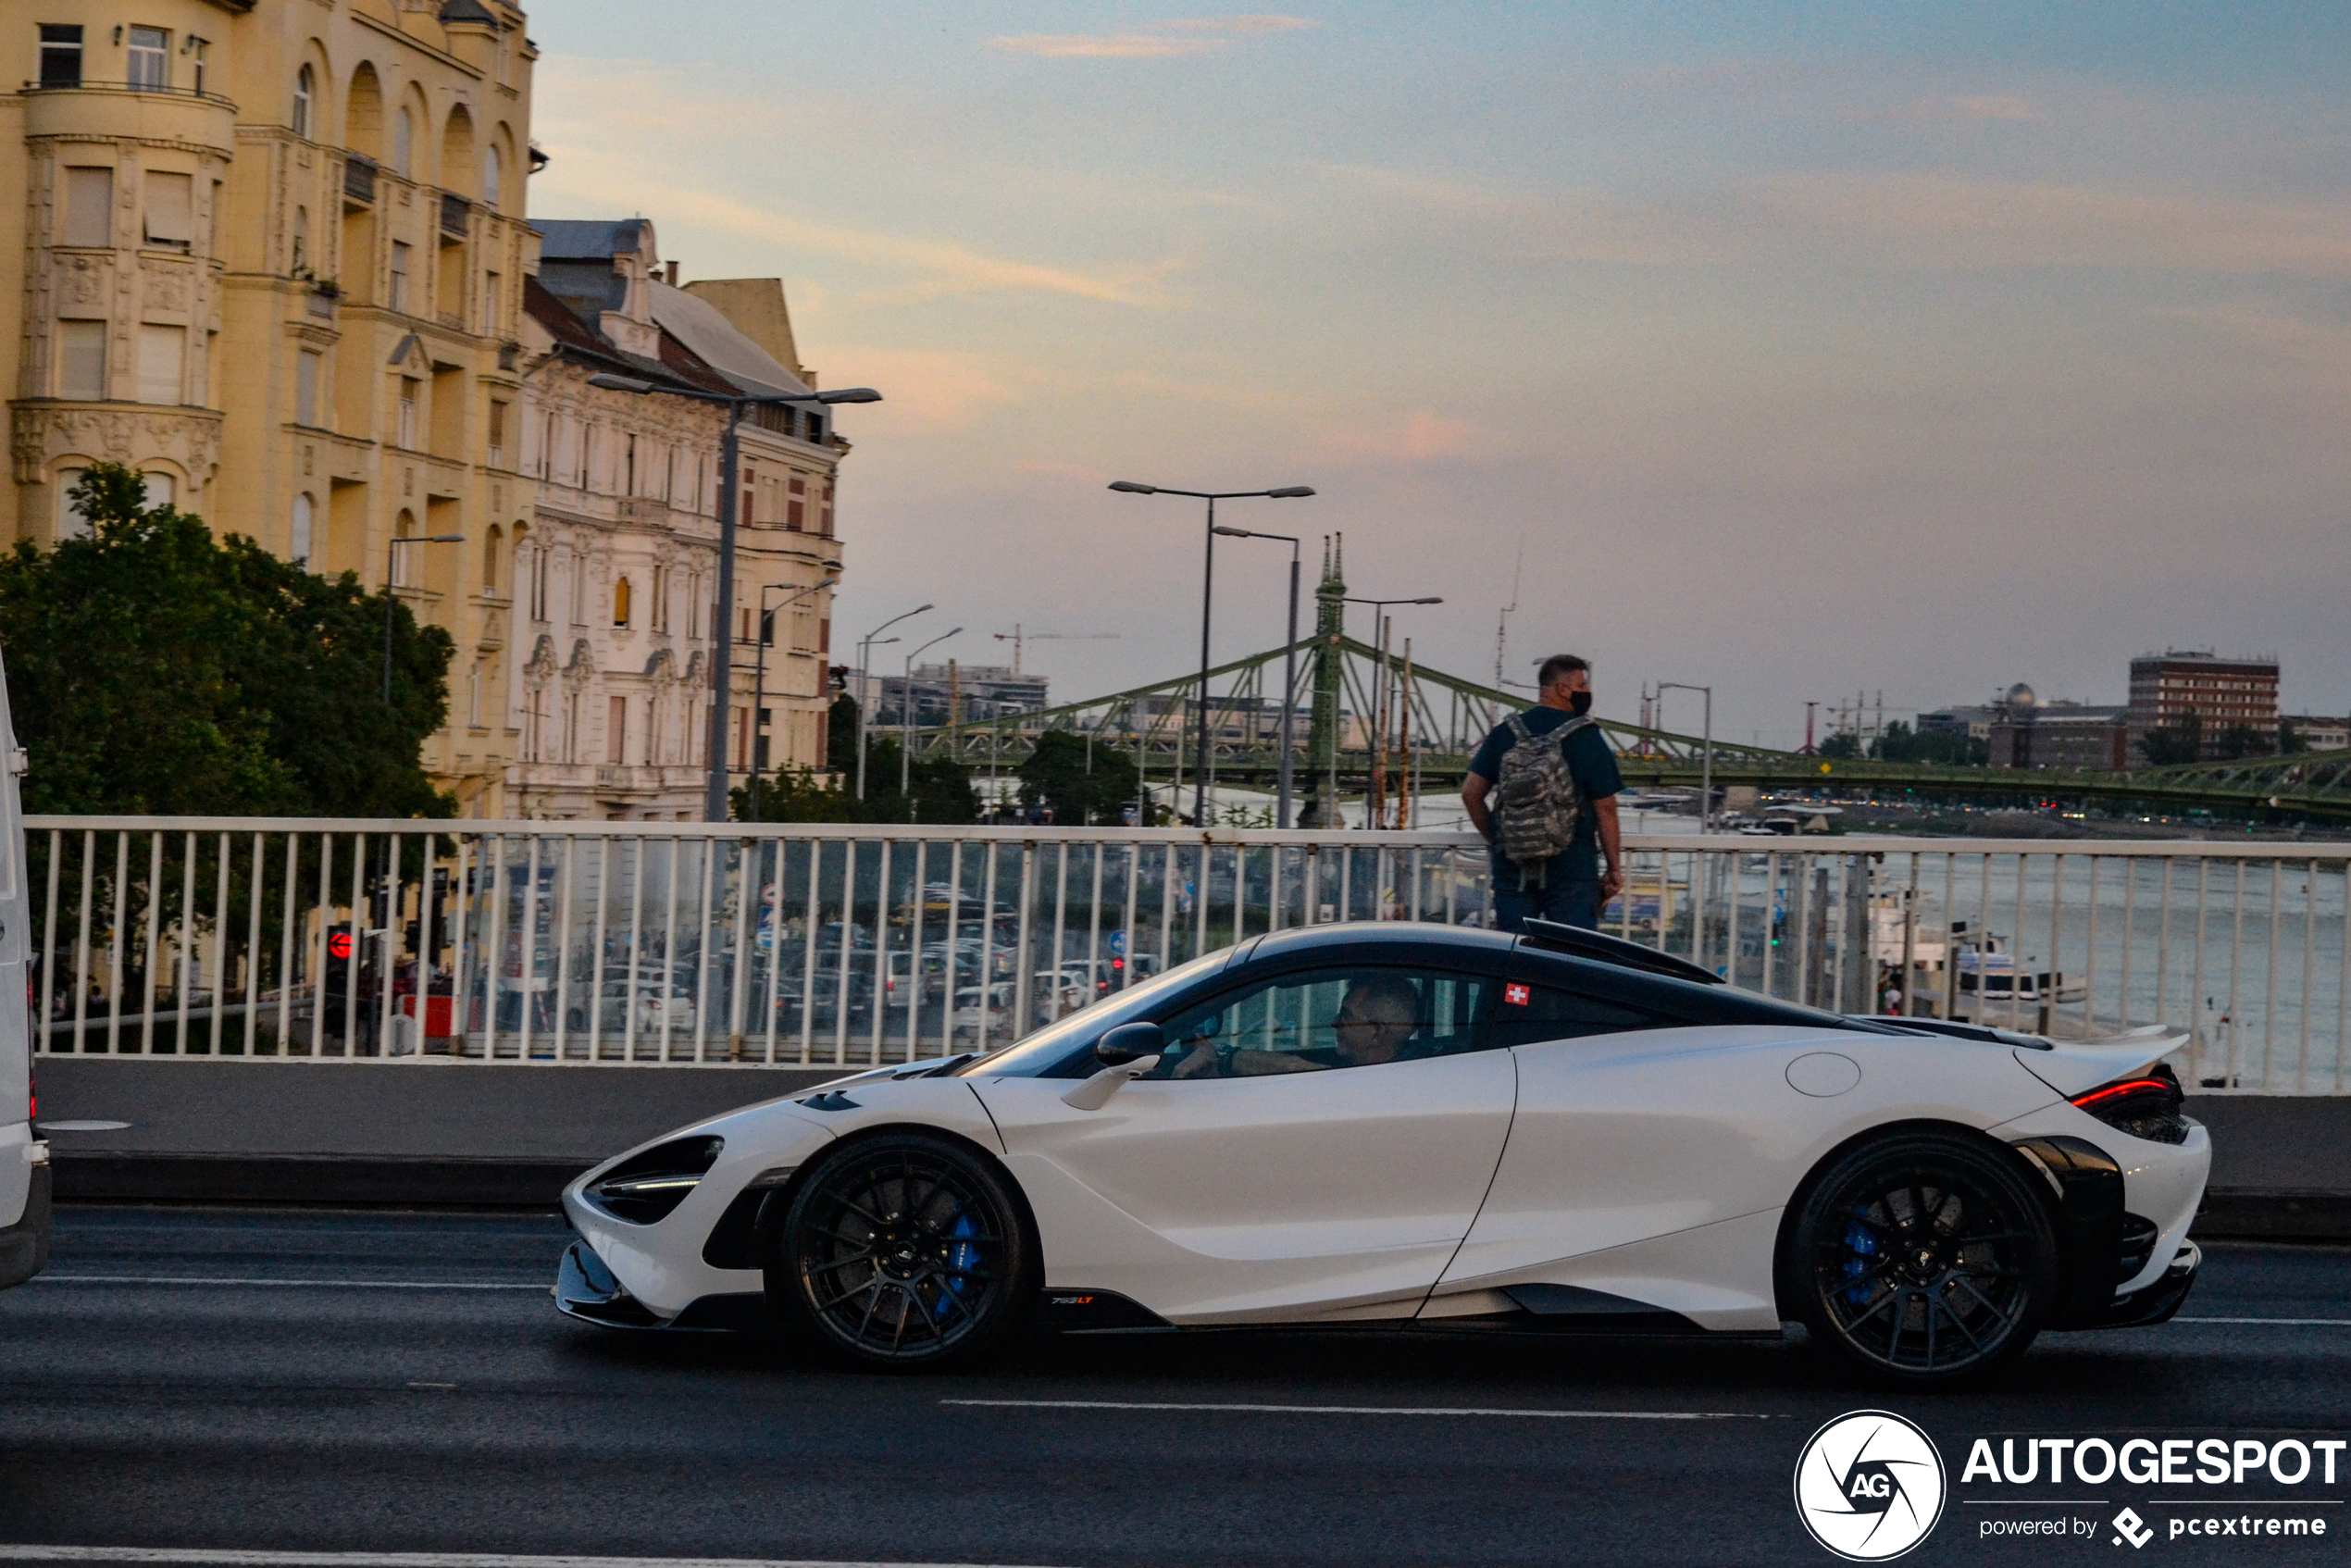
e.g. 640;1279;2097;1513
21;818;2347;1092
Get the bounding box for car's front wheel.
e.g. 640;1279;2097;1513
769;1132;1037;1372
1785;1130;2058;1387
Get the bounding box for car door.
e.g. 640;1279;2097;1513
973;961;1515;1325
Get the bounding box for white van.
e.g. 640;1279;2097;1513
0;647;47;1289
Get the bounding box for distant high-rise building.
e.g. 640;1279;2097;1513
2127;651;2279;763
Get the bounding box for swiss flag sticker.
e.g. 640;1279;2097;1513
1504;983;1530;1008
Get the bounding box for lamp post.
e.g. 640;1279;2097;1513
1658;681;1714;831
1343;595;1442;828
855;604;933;799
901;625;963;810
747;574;840;821
1210;524;1303;828
585;371;882;821
1109;480;1313;827
383;531;465;705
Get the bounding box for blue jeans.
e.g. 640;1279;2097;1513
1493;877;1601;933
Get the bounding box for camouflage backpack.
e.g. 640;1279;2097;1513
1494;714;1595;885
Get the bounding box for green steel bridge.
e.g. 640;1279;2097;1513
899;545;2351;822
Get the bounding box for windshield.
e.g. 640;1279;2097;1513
952;947;1234;1077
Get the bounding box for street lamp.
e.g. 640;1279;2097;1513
586;371;882;821
747;573;840;821
383;532;465;705
855;603;933;799
1109;480;1314;826
1658;681;1714;831
901;625;963;809
1210;524;1304;828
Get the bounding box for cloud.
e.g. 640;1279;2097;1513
1313;408;1484;464
810;347;1026;429
990;15;1317;59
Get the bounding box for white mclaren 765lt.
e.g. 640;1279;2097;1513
555;918;2209;1386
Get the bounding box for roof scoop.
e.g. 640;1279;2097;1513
1519;919;1721;985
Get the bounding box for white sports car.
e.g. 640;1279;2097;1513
555;919;2209;1386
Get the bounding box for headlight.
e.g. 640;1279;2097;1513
581;1136;724;1225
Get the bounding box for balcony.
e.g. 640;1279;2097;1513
343;155;377;205
439;193;470;239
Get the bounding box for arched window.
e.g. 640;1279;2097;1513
291;492;315;563
482;144;502;209
613;576;632;628
392;105;414;175
292;65;314;139
482;523;502;591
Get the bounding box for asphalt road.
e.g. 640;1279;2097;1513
2;1207;2350;1568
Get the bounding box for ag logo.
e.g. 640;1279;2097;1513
1794;1410;1947;1562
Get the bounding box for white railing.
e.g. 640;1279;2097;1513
22;819;2349;1092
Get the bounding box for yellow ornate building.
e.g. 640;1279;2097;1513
4;0;538;815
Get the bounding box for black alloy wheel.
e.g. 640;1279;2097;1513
771;1132;1037;1372
1786;1131;2058;1387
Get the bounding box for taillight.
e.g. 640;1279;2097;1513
2071;1063;2187;1145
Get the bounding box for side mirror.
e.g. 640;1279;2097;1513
1064;1022;1168;1111
1093;1022;1165;1066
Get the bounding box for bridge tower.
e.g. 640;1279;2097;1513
1301;534;1347;826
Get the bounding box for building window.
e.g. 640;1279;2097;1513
395;381;417;447
292;64;313;137
529;545;548;622
482;145;502;209
188;37;206;96
295;348;321;426
579;424;593;490
613;576;631;627
569;553;588;626
136;323;184;404
62;167;111;247
56;468;91;538
143;171;193;251
141;472;172;508
482;270;500;336
787;498;804;531
56;319;106;399
487;400;506;467
391;512;416;586
468;661;484;728
566;692;580;764
625;435;636;496
291;205;307;272
392;106;413;176
482;524;502;591
389;241;410;313
291;492;314;563
652;566;668;632
607;695;627;764
126;27;168;92
541;412;557;479
38;24;82;88
806;412;825;443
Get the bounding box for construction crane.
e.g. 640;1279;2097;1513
992;625;1120;676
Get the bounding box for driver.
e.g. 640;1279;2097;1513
1171;973;1425;1076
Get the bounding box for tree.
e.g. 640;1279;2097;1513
1015;729;1142;825
733;736;978;824
2212;722;2264;762
1818;732;1861;760
2278;717;2312;755
1868;720;1989;766
2137;712;2202;767
0;464;454;816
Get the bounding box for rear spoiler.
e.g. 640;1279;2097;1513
1520;919;1721;986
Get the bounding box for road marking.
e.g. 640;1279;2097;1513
0;1553;1059;1568
2175;1315;2351;1326
941;1399;1771;1420
31;1276;546;1291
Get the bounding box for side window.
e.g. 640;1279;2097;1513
1488;982;1668;1048
1151;966;1490;1078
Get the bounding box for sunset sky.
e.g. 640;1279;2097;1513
531;4;2351;745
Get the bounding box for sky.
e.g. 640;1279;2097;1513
529;3;2351;748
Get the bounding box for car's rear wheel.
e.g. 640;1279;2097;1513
769;1132;1036;1372
1785;1130;2058;1387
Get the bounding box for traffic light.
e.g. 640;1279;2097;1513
326;925;354;963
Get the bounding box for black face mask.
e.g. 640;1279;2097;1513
1568;691;1593;716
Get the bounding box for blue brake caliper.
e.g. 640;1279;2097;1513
1842;1212;1878;1306
938;1211;981;1320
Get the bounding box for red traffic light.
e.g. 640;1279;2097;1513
327;931;353;962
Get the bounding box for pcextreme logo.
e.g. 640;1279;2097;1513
1795;1410;1949;1562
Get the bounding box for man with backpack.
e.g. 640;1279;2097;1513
1461;654;1624;931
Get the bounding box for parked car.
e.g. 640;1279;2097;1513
559;919;2209;1386
0;644;46;1289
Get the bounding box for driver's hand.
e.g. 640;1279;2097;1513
1169;1044;1218;1078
